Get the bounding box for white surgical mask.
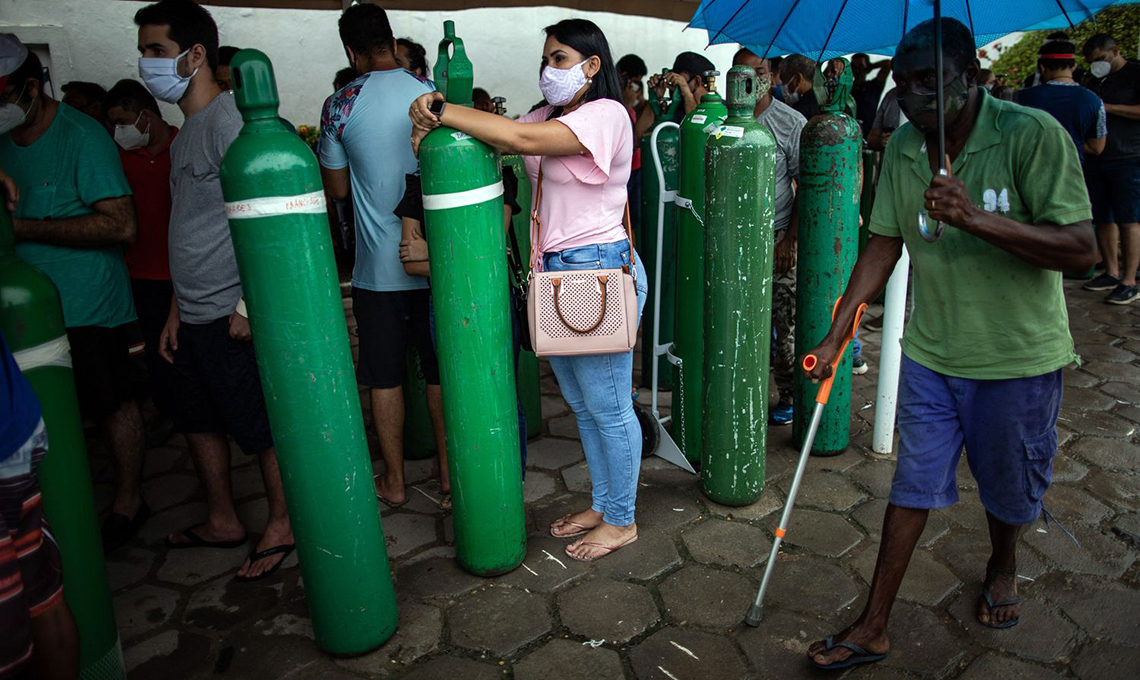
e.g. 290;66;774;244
114;112;151;150
0;82;30;135
540;61;589;106
783;87;801;105
1090;60;1112;79
139;48;198;104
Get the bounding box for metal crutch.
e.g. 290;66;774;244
745;298;868;626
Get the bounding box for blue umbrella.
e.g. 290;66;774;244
690;0;1137;240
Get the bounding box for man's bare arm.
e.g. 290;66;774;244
13;195;136;247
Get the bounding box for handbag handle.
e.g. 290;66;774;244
551;275;609;333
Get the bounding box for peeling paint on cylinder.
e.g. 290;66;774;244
674;77;728;464
793;108;863;456
701;66;776;506
638;125;678;390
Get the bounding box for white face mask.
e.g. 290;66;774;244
1090;60;1112;79
540;61;590;106
0;82;30;135
139;48;198;104
114;112;151;150
783;85;801;105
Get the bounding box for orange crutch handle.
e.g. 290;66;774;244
802;297;868;406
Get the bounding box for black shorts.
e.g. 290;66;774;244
67;322;144;422
351;288;440;389
131;278;176;415
169;316;274;455
1085;157;1140;225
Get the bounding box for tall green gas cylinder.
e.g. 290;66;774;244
674;70;728;464
502;152;542;440
0;210;124;679
420;21;525;576
793;59;863;456
701;66;777;506
220;50;397;654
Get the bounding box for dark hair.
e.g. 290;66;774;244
105;78;160;115
396;37;428;76
992;85;1014;101
134;0;220;71
896;17;976;74
1082;33;1117;58
616;54;647;78
769;56;783;71
6;50;42;96
543;19;623;107
1039;40;1077;71
339;3;394;57
61;81;107;104
852;52;871;64
333;67;357;91
472;87;490;103
672;51;714;78
1047;31;1070;41
218;45;240;67
779;54;816;84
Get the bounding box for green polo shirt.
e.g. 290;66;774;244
869;93;1090;380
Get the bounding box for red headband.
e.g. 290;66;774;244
1039;53;1075;59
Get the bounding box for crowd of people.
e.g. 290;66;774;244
0;0;1119;674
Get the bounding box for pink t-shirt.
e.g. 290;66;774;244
517;99;633;260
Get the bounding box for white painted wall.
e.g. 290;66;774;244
0;0;742;126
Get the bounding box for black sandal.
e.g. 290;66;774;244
234;544;296;582
165;525;247;550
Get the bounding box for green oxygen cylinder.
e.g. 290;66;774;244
401;347;436;460
220;50;397;654
420;22;525;576
0;210;124;679
638;123;678;390
502;150;542;441
793;59;863;456
701;66;777;506
674;70;729;465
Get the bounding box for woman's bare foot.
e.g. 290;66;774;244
566;522;637;561
806;621;890;667
550;509;602;538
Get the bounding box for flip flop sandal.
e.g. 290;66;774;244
376;492;408;509
811;635;888;670
550;514;592;539
235;544;296;582
165;526;247;550
978;587;1021;629
565;533;638;562
440;495;452;512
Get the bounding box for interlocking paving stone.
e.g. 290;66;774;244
848;460;897;499
878;601;965;677
638;457;700;487
541;395;570;418
183;572;282;632
548;415;580;439
402;657;503;680
1076;343;1136;363
106;548;155;591
1056;427;1076;449
382;512;437;559
448;586;552;657
557;578;659;643
1044;575;1140;647
1023;523;1135;578
216;630;325;679
628;627;748;680
1062;368;1100;388
681;518;771;568
1100;380;1140;405
851;499;948;547
1070;437;1140;471
335;601;442;674
141;473;200;512
853;546;960;606
113;584;181;643
1061;410;1138;438
762;556;861;615
143;446;187;478
759;446;795;480
403;458;437;486
156;545;247;586
123;630;212;677
1083;360;1140;383
1117;405;1140;423
768;508;864;558
805;447;865;473
138;501;209;544
514;638;624;680
939;495;991;532
957;653;1067;680
1063;386;1119;411
561;461;591;494
658;565;754;628
948;590;1077;663
636;486;703;531
229;463;265;500
526;437;584;470
1072;640;1140;680
736;606;836;678
1082;469;1140;510
397;550;484;601
495;535;590;592
1040;484;1112;525
523;470;558;503
593;532;682;581
932;530;1049;585
775;471;867;512
1050;454;1089;482
704;487;784;521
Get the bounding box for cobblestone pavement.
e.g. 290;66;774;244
97;280;1139;679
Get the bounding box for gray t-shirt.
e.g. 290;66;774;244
755;98;806;231
169;92;243;324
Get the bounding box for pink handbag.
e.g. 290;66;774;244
526;165;639;357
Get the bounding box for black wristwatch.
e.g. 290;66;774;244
428;98;446;117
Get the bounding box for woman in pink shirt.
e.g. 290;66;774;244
410;19;646;561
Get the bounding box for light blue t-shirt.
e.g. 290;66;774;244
319;70;433;292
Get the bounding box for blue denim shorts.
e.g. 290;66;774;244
889;355;1063;526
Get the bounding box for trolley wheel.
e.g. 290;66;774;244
633;402;660;457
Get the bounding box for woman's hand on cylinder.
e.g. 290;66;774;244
410;92;445;133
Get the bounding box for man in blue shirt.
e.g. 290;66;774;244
320;3;447;507
1015;40;1107;163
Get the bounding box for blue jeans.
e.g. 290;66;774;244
544;239;648;527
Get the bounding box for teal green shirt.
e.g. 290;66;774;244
1;104;136;329
869;93;1090;379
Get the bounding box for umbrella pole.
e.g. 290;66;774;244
935;0;946;170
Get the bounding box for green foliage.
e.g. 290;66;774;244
988;6;1140;86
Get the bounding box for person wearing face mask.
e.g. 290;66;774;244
60;81;111;133
802;18;1095;671
105;78;179;444
134;0;295;582
779;53;822;119
1081;33;1140;305
410;18;646;562
0;35;154;554
1014;41;1107;166
642;51;716;129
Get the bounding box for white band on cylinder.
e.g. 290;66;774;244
13;336;72;371
225;190;327;219
422;180;504;211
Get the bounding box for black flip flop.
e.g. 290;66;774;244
102;502;152;552
978;587;1020;629
811;635;888;671
165;526;248;550
234;544;296;582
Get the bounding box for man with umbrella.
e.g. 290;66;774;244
803;17;1095;670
